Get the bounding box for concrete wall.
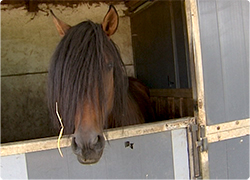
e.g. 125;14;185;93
1;3;134;143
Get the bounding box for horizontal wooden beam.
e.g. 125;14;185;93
1;0;124;4
0;117;195;157
1;0;125;12
150;89;193;98
207;118;250;143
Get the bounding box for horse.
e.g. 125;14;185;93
48;5;155;164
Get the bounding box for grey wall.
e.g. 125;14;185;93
198;0;249;125
26;132;174;179
208;135;249;179
1;129;190;179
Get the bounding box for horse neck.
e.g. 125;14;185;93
107;77;150;128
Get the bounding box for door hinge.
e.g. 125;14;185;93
191;124;208;152
196;125;208;152
190;124;208;178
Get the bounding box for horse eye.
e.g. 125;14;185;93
107;62;114;71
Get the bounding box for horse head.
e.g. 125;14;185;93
49;5;125;164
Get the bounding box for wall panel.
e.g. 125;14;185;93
198;0;249;125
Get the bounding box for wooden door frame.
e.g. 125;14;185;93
185;0;209;178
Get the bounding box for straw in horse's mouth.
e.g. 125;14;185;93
56;102;64;157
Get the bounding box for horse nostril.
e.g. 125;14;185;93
92;135;100;145
91;135;104;150
71;137;78;151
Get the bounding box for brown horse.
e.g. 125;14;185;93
48;5;155;164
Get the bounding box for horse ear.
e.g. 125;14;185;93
50;10;71;37
102;5;119;36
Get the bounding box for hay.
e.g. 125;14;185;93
56;102;64;157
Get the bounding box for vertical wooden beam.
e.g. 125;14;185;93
169;1;180;88
179;97;183;117
185;0;210;179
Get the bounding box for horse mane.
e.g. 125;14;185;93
108;77;156;128
48;21;128;134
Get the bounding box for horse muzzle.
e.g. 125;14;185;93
71;134;105;165
76;151;103;164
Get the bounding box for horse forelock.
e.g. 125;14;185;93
48;20;128;134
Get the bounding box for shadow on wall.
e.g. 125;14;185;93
1;74;57;143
